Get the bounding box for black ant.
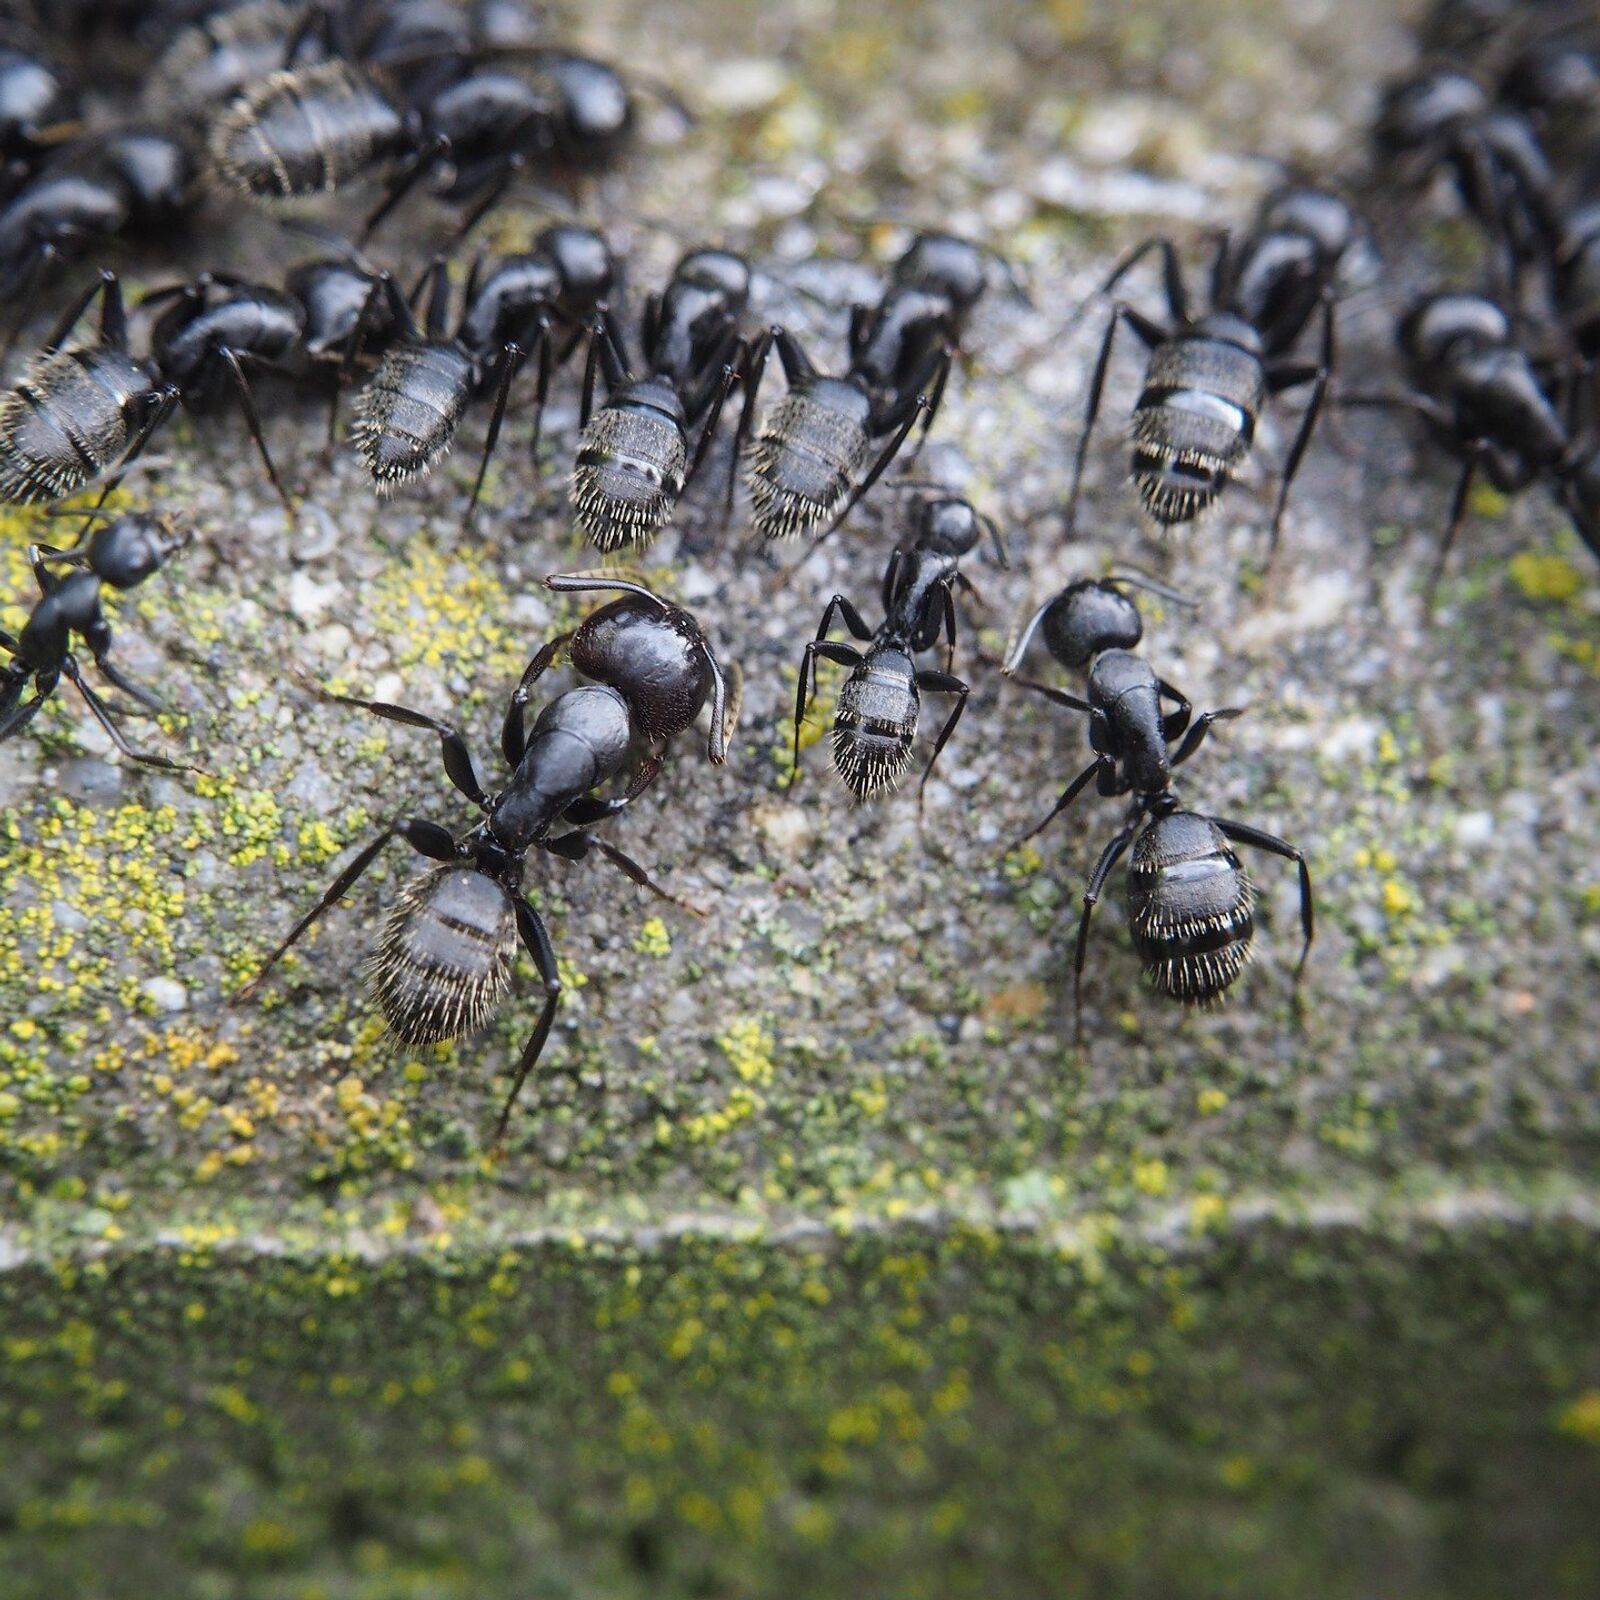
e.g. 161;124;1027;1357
570;247;748;552
237;574;727;1142
1063;187;1348;557
207;31;642;241
1373;67;1564;297
351;233;614;521
0;127;195;313
1;507;194;770
1341;291;1599;587
732;231;996;544
790;491;1001;803
1002;602;1311;1035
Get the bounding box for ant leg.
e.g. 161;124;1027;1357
1264;291;1336;564
913;670;968;816
1006;752;1113;853
686;363;741;484
1214;817;1314;978
62;660;191;772
362;134;450;240
1072;823;1139;1048
465;340;523;529
941;584;957;672
492;896;564;1145
824;392;930;538
219;348;294;513
905;346;953;464
0;678;52;743
726;326;776;518
1098;236;1189;322
1169;705;1243;767
1425;445;1484;613
1063;302;1164;540
1011;676;1092;715
39;269;117;357
542;829;704;915
450;151;525;246
815;595;875;649
92;653;165;713
560;753;665;826
790;639;863;789
319;689;488;805
528;316;553;475
501;633;571;768
236;816;459;1002
1156;677;1192;740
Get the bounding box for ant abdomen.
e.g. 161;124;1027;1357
571;387;687;549
749;386;869;539
368;863;518;1047
1126;811;1254;1004
831;646;919;798
1131;331;1264;524
352;342;477;488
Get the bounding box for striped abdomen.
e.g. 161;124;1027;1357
571;398;687;550
832;647;918;799
1126;811;1253;1004
1130;336;1265;525
352;341;476;489
369;865;517;1046
210;61;404;201
0;347;155;504
748;389;869;539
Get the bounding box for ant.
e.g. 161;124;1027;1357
570;247;748;551
732;231;999;544
0;127;195;316
790;490;1002;803
208;26;643;242
238;574;728;1142
1002;578;1311;1035
1063;187;1348;558
1;506;194;770
1374;67;1562;286
351;233;614;521
1341;291;1599;589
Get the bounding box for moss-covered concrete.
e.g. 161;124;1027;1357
2;0;1598;1591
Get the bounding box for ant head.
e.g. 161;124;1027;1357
1042;579;1143;670
104;128;196;221
671;248;752;310
87;511;189;590
1258;187;1356;263
893;232;990;314
540;225;618;308
549;55;635;163
909;494;983;558
1398;291;1509;366
1375;68;1487;156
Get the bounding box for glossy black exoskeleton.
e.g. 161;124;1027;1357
506;573;735;783
734;233;979;542
0;508;193;769
146;0;308;110
209;44;637;239
790;492;1000;802
1374;68;1562;290
1002;569;1200;680
238;591;718;1141
352;233;614;519
0;271;176;505
146;270;308;509
570;247;747;550
0;127;194;303
1064;187;1347;555
1344;292;1598;582
1005;648;1311;1033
